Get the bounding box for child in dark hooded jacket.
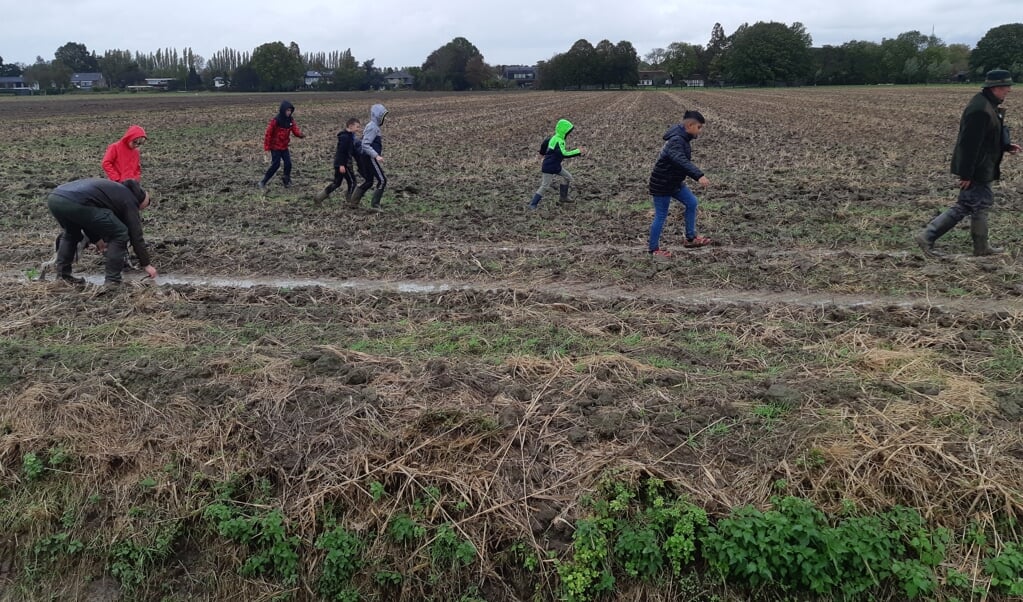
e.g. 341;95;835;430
259;100;305;192
647;110;712;260
314;117;362;206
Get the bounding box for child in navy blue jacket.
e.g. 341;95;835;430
314;117;362;206
647;110;712;259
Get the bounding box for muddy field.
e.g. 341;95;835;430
1;89;1023;601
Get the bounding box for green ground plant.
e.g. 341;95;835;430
108;520;182;589
315;520;366;601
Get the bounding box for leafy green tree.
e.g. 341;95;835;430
23;57;72;91
250;41;304;92
947;43;971;76
644;48;666;68
362;58;383;90
54;42;99;72
702;23;729;82
0;56;23;76
723;21;813;85
420;37;488;90
970;23;1023;79
186;66;202;89
611;41;640;88
663;42;701;81
564;39;597;87
594;39;616;88
880;31;928;83
99;50;146;88
812;40;885;85
464;55;494;89
536;56;566;89
231;63;260;91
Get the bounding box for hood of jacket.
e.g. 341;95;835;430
120;124;147;145
276;101;295;127
663;124;691;141
555;119;574;138
370;103;388;126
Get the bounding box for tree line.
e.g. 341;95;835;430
1;22;1020;92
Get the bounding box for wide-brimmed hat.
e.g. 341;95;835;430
982;69;1013;88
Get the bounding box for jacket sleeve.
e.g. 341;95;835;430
361;124;380;159
333;136;345;169
664;139;704;181
557;139;581;158
291;122;304;138
102;145;120;181
120;204;151;267
954;111;990;179
263;121;275;151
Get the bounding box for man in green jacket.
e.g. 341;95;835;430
917;69;1021;257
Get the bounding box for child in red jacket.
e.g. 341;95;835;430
102;125;147;182
259;100;305;193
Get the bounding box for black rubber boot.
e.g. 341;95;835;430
558;184;572;203
528;193;542;209
313;187;330;205
915;208;961;257
104;239;128;284
344;189;353;205
55;236;84;284
971;210;1004;256
349;187;366;208
370;188;384;211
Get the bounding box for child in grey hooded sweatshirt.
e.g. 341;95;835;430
353;104;388;209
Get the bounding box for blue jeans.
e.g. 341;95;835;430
262;149;292;185
649;186;698;252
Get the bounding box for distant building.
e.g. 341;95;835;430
304;70;333;87
681;78;705;87
144;77;176;90
0;76;24;89
71;72;105;89
638;70;671;87
213;76;229;89
384;70;415;89
503;65;536;87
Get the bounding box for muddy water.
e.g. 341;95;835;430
8;270;1023;314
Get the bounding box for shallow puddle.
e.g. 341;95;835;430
4;271;1004;314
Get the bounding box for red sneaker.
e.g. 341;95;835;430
650;248;672;261
683;236;713;248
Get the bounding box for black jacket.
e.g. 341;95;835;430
50;178;151;266
333;131;357;170
951;89;1009;183
648;125;704;196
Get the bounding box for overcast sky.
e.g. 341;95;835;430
2;0;1013;69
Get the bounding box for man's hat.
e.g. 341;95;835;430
983;69;1013;88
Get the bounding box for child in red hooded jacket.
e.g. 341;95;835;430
102;125;147;182
259;100;305;193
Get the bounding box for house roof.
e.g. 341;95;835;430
0;76;25;83
71;72;104;82
386;70;413;80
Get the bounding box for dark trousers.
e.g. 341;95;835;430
356;154;387;193
325;165;356;196
946;181;994;221
47;194;130;283
262;149;292;185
